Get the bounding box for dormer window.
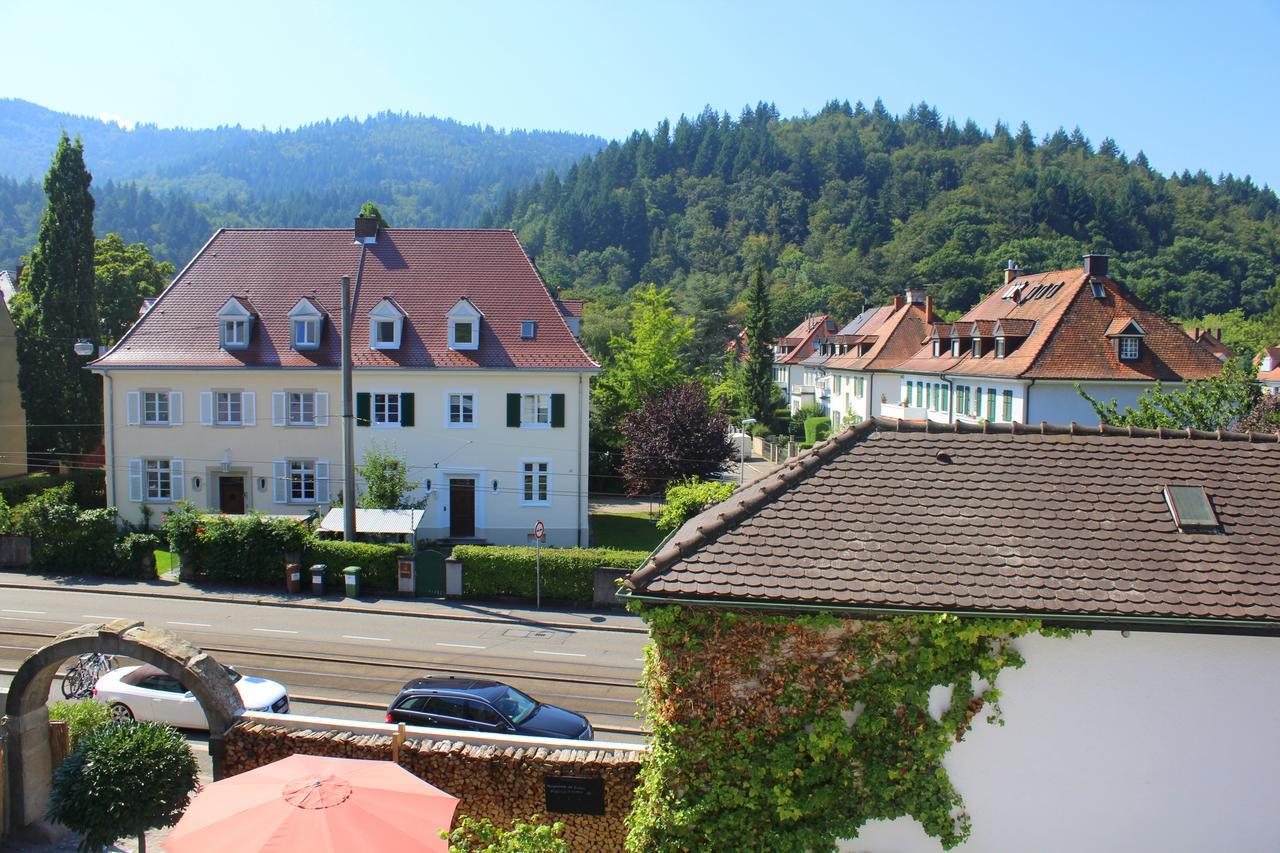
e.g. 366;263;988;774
368;298;405;351
972;336;982;357
1119;336;1140;360
288;298;323;351
1106;317;1146;362
932;339;942;357
995;336;1006;359
217;297;254;350
447;298;483;351
951;338;961;357
521;320;537;340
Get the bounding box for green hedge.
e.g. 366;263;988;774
454;545;649;605
803;416;832;445
0;470;105;509
5;484;119;574
302;539;411;591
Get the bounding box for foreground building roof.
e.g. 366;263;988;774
92;228;597;371
624;418;1280;631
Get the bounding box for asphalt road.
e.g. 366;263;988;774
0;586;649;742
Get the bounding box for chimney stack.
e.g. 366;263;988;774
1003;259;1021;286
14;262;23;288
924;294;933;319
1216;328;1223;341
1083;253;1109;278
354;215;379;244
905;287;926;306
893;295;905;310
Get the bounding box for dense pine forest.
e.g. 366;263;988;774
483;100;1280;358
0;99;604;269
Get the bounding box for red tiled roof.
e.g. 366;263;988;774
92;229;598;371
1103;316;1142;338
1188;329;1235;362
827;304;932;371
624;418;1280;629
776;316;837;365
1257;346;1280;382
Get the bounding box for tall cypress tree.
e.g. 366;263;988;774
14;134;100;460
743;265;776;423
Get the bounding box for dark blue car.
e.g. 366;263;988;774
386;677;593;740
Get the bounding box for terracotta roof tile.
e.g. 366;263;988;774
625;418;1280;629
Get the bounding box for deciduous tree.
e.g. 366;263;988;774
619;382;735;495
95;233;174;344
1077;361;1259;430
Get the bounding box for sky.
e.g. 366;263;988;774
2;0;1278;187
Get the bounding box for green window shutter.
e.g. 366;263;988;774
506;393;521;427
550;393;566;428
400;392;415;427
356;392;371;427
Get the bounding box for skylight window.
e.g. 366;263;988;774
1163;485;1220;532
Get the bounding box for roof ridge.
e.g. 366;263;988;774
872;415;1280;443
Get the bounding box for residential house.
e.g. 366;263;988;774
0;275;27;478
622;417;1280;852
1188;326;1235;362
1256;345;1280;395
89;220;598;546
772;315;838;412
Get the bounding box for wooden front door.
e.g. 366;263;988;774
449;479;475;537
219;476;245;514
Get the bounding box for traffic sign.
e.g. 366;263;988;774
533;520;545;540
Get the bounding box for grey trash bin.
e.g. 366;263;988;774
309;564;326;595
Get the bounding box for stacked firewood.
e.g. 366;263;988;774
225;722;643;852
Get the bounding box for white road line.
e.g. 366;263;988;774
633;658;644;662
2;609;44;615
533;650;587;658
81;614;123;620
252;628;299;634
435;643;486;650
342;635;392;643
561;694;638;704
0;616;84;625
168;621;212;628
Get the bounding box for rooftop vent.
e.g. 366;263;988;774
1083;253;1109;278
1163;485;1220;532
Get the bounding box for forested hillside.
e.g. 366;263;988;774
0;99;604;269
485;101;1280;356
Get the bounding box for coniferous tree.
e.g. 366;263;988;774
13;134;101;460
743;266;776;423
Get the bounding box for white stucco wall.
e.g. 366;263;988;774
842;629;1280;853
1026;380;1161;426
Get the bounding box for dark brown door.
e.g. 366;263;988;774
219;476;245;514
449;479;475;537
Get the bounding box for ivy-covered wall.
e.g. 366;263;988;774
626;605;1061;852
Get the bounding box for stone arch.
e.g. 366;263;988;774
3;619;243;829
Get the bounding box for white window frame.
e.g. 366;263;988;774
446;390;476;429
143;391;170;426
519;459;551;506
288;460;316;503
449;318;478;349
223;318;248;347
373;391;402;428
145;459;172;501
1119;336;1140;361
368;299;405;350
289;391;316;426
215;391;243;426
293;318;319;349
520;392;551;429
520;320;537;340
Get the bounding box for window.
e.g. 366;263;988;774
940;384;949;411
903;380;912;405
521;320;537;339
289;460;316;502
1163;485;1220;531
522;461;550;504
289;392;315;426
951;338;961;357
974;387;983;417
928;383;938;411
932;340;942;357
972;336;982;357
521;393;550;427
1119;336;1140;361
216;391;243;425
374;392;401;427
449;393;474;426
915;381;924;408
452;320;474;345
447;298;482;350
143;392;170;425
773;366;787;383
987;388;997;421
425;697;469;720
368;299;405;350
145;459;172;501
854;377;865;398
995;337;1006;359
1002;390;1014;422
293;318;319;348
1091;281;1106;299
375;320;396;345
223;319;248;347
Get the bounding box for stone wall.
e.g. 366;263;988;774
225;721;643;852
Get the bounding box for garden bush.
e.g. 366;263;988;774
161;507;308;585
454;545;649;605
0;469;105;508
48;699;114;749
114;533;163;579
804;416;832;445
658;478;738;534
303;539;411;591
8;484;118;573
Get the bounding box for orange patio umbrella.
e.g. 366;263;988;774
163;754;459;853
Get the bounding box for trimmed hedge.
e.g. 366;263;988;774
303;539;411;592
7;484;119;573
453;545;649;605
803;416;832;445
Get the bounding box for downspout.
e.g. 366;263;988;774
103;371;116;509
942;373;955;424
1024;378;1036;423
577;373;585;547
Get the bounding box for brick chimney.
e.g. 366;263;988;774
905;287;926;305
354;215;379;244
14;262;23;288
924;294;933;319
1083;253;1109;278
1216;328;1223;341
1003;260;1021;286
893;295;905;310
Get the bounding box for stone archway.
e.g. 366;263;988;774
3;619;243;829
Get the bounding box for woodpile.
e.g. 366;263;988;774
226;722;643;852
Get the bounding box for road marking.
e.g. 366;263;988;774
0;615;84;625
561;694;638;704
533;650;587;658
81;614;123;620
168;621;212;628
436;643;486;650
342;635;392;643
633;658;644;662
2;609;44;615
252;628;299;635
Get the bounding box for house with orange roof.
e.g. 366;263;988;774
772;315;838;412
1257;346;1280;395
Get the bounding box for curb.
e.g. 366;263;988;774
0;581;648;635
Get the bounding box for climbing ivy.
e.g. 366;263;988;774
625;605;1070;851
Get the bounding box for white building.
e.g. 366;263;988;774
90;220;598;547
1257;345;1280;395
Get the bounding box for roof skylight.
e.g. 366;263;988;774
1163;485;1220;531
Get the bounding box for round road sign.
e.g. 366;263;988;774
533;520;545;540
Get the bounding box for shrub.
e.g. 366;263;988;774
0;470;105;509
158;502;203;559
9;485;118;573
789;403;825;439
749;422;772;438
443;814;567;852
48;699;113;749
303;539;411;591
194;513;309;585
803;416;832;445
658;479;738;534
114;533;162;578
47;720;198;852
454;545;649;605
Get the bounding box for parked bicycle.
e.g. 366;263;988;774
61;652;118;700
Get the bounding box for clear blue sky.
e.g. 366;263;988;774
3;0;1277;187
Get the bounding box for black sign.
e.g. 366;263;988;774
544;775;605;815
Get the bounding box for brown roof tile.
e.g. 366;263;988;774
624;418;1280;629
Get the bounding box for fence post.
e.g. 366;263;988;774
48;720;70;769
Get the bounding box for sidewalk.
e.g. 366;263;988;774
0;571;647;634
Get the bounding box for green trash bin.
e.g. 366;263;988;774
342;565;362;598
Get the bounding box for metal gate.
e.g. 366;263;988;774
414;550;446;597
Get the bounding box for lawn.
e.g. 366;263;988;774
154;549;178;577
590;512;664;552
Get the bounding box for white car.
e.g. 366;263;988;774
94;664;289;729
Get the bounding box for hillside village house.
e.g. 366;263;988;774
622;417;1280;852
771;315;838;412
791;256;1224;427
1257;345;1280;394
89;220;598;546
0;271;28;478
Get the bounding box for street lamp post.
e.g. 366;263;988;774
739;418;757;484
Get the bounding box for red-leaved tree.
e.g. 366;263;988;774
619;382;736;496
